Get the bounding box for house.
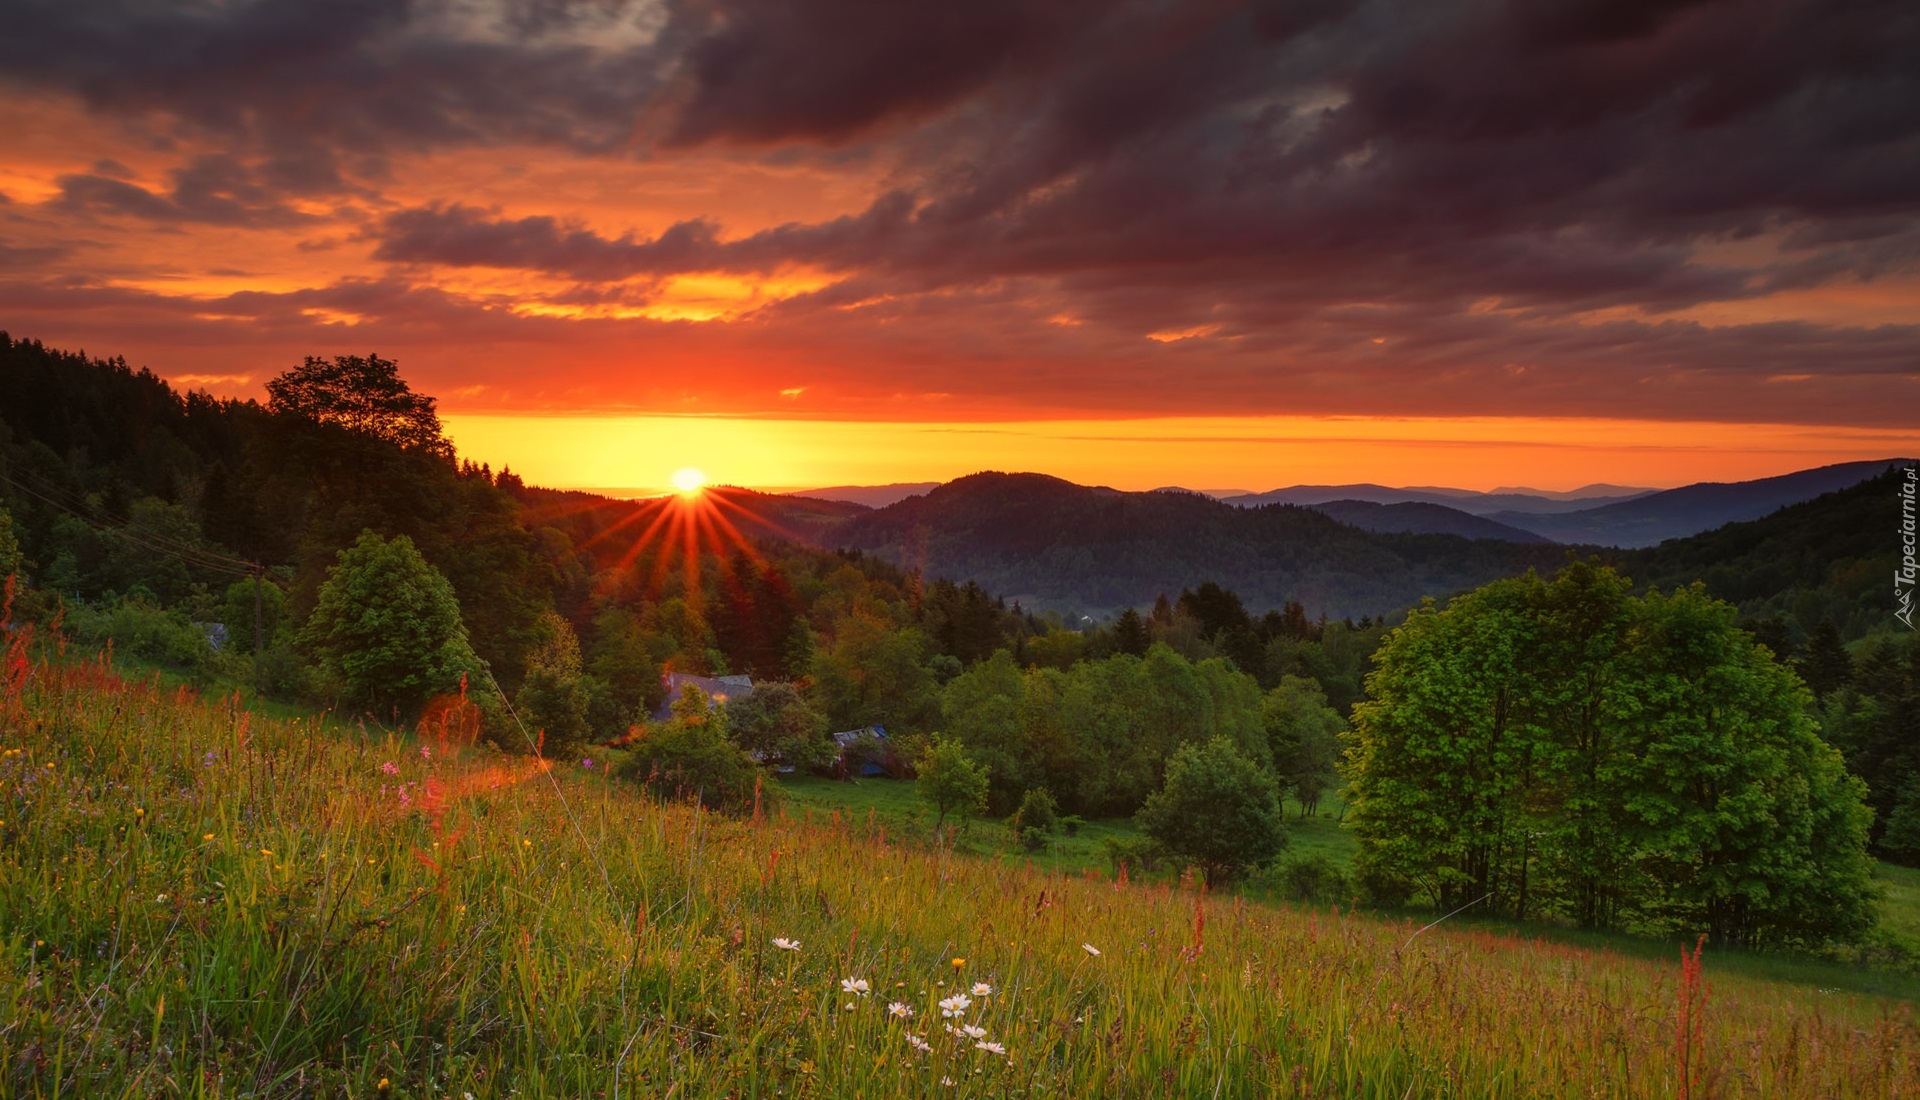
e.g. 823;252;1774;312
830;725;894;777
651;672;753;722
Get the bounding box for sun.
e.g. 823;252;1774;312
671;467;708;494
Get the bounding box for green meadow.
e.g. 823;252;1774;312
6;647;1920;1098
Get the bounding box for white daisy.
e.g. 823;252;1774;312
971;982;994;997
975;1041;1007;1056
840;977;871;995
1082;943;1101;956
888;1001;915;1019
961;1024;987;1040
938;993;972;1017
772;937;800;951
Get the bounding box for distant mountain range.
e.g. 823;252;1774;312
1302;500;1555;544
785;482;941;508
1483;460;1910;547
827;472;1570;618
546;459;1913;625
794;460;1907;549
1222;483;1657;516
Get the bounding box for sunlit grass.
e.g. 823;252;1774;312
5;648;1919;1097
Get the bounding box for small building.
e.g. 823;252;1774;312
652;672;754;722
830;725;894;778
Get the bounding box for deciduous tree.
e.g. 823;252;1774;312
299;531;479;719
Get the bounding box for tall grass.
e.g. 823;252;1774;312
4;638;1919;1097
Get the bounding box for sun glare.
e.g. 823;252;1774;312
671;467;708;494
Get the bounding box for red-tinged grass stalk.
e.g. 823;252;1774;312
2;639;1918;1097
1678;933;1709;1100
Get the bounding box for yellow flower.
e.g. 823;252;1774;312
259;848;273;856
951;957;966;969
376;1078;390;1091
203;833;214;841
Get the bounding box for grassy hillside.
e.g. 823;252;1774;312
6;649;1919;1097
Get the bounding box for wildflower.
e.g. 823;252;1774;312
376;1078;390;1091
841;977;871;995
1082;943;1101;956
971;982;993;997
941;1076;955;1086
906;1034;932;1054
420;745;431;759
202;833;214;841
581;757;594;769
259;848;273;856
380;761;399;776
202;751;216;766
961;1024;987;1040
951;957;965;969
888;1001;915;1019
975;1041;1007;1056
772;937;801;951
155;894;168;903
938;993;971;1017
523;839;532;847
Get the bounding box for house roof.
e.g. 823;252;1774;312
651;672;754;722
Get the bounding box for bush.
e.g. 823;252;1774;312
1058;814;1084;837
1135;737;1287;885
1008;787;1059;836
1272;852;1355;905
614;684;761;813
1100;835;1168;876
1355;861;1416;908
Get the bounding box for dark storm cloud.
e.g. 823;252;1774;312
56;154;332;227
349;0;1920;331
0;0;670;154
371;193;918;278
5;0;1919;420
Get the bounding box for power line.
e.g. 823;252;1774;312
0;468;258;578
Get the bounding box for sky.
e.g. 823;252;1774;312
1;0;1916;495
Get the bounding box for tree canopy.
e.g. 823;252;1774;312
266;354;452;457
299;531;480;720
1136;736;1287;885
1346;560;1875;948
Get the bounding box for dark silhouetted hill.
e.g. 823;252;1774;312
832;472;1568;618
1493;460;1909;548
1305;500;1555;543
1617;464;1917;640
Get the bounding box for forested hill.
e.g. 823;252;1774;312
832;472;1570;619
1619;464;1916;641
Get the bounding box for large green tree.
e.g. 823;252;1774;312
299;531;480;719
266;353;452;457
1346;561;1875;947
1135;736;1287;885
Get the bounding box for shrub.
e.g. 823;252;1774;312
1272;852;1354;905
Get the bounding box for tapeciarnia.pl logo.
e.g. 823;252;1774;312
1898;466;1916;630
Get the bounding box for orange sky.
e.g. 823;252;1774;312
1;1;1915;493
440;413;1916;496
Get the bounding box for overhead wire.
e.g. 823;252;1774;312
0;467;259;578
